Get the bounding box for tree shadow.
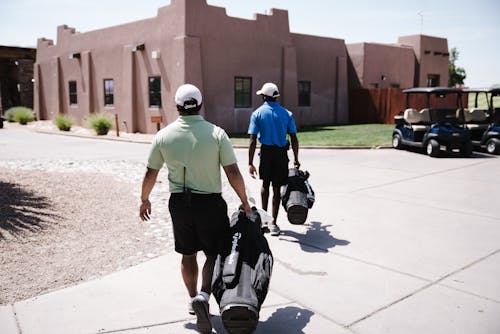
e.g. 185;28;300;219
280;221;350;253
0;181;61;240
185;306;314;333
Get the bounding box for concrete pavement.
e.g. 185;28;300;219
1;124;500;333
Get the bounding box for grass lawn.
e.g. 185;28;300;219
230;123;394;147
467;92;500;109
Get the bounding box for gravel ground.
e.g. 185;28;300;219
0;158;240;305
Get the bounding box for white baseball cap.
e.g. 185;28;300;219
256;82;280;97
175;84;202;109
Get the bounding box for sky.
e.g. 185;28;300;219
1;0;499;87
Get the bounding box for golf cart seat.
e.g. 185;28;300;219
404;108;431;131
462;108;489;130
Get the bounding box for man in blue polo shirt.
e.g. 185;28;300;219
248;82;300;236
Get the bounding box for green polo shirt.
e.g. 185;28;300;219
147;115;237;194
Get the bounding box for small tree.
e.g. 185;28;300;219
448;47;466;87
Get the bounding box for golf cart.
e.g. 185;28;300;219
392;87;472;157
460;87;500;155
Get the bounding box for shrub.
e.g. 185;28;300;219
7;107;35;125
88;113;113;135
54;114;73;131
3;108;16;122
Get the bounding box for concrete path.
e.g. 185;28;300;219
1;124;499;333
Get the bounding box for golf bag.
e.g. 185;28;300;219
212;210;273;334
281;168;315;224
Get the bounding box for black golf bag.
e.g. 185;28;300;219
212;210;273;334
281;168;315;224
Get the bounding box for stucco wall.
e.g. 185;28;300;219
398;35;449;87
35;0;187;133
292;33;348;124
36;0;349;133
347;42;415;89
346;43;364;88
182;0;294;132
35;0;449;134
363;43;415;89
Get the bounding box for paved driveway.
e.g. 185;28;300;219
1;126;499;333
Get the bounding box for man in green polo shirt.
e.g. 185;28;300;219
139;84;252;334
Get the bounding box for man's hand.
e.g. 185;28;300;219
249;164;258;179
240;201;252;217
139;199;152;221
294;160;301;169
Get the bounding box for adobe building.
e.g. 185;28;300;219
35;0;450;131
347;35;449;89
398;35;449;87
0;45;36;114
347;42;415;89
34;0;349;134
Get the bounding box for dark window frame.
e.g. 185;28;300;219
427;74;440;87
103;79;114;106
234;76;252;108
298;80;311;107
149;76;162;107
69;81;77;105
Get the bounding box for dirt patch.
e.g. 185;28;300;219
0;169;170;304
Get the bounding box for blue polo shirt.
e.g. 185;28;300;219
248;101;297;147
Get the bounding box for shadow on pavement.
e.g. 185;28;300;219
0;181;61;239
185;305;314;333
280;221;350;253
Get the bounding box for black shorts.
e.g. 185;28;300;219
259;144;289;186
168;193;229;256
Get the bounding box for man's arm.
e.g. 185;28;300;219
223;163;252;215
248;134;258;178
139;167;160;221
290;133;300;168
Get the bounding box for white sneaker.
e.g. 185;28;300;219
269;223;281;236
192;294;212;334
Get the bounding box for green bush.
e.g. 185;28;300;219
88;113;113;135
54;114;73;131
6;107;35;125
3;108;16;122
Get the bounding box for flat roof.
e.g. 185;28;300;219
403;87;462;94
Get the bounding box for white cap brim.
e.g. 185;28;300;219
256;90;280;97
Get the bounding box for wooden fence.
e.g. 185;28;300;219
349;88;468;124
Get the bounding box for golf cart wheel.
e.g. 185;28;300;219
392;133;402;149
426;139;440;157
461;142;473;157
486;138;500;155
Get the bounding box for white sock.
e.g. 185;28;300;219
199;291;210;302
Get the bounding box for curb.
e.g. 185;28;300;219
7;123;394;150
33;129;153;144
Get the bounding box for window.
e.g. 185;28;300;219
427;74;440;87
298;81;311;107
234;77;252;108
69;81;77;105
103;79;114;106
149;76;161;107
390;83;401;88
